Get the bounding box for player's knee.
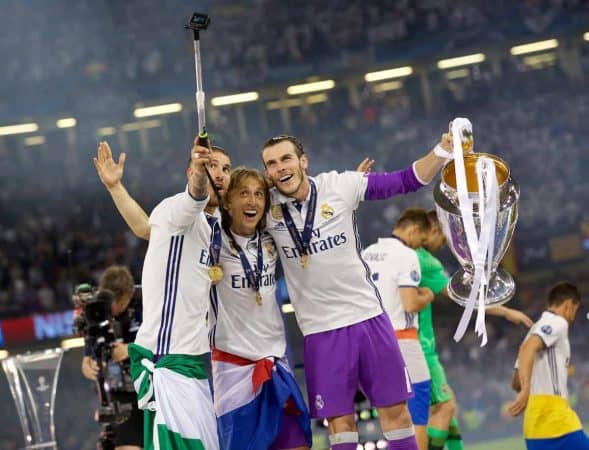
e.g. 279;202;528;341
327;414;357;434
377;402;413;431
440;397;456;418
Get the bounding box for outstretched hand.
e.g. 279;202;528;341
356;157;375;173
93;141;126;190
504;308;534;328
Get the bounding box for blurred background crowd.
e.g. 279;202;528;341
1;0;589;448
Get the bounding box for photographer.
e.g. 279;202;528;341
80;265;143;450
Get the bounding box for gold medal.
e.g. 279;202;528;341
300;254;309;269
271;204;283;220
208;265;224;284
255;291;262;306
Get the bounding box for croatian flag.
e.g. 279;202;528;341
212;349;312;450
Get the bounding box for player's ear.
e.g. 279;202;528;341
300;154;309;172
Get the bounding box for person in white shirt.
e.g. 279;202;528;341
95;145;311;449
94;140;231;450
261;131;453;450
509;282;589;450
362;208;435;450
211;167;311;450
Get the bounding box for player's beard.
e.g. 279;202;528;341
274;164;306;198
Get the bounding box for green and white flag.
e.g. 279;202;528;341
129;344;219;450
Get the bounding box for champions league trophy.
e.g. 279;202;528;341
2;348;64;449
433;118;519;345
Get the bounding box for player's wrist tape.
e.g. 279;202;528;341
434;143;453;160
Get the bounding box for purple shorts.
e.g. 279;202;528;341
304;313;413;418
270;411;308;450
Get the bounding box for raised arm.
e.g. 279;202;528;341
412;131;453;184
362;132;453;201
93;141;151;240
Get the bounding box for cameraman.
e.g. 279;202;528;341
81;265;143;450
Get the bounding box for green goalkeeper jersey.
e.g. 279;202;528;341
416;247;449;357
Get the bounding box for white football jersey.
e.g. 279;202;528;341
208;231;286;361
521;311;570;398
266;171;384;336
362;237;422;331
135;188;212;356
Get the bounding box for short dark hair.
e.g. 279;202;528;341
261;135;305;164
547;282;581;307
99;265;134;301
395;208;431;232
221;167;270;234
426;209;440;228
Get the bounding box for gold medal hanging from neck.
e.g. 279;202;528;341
255;291;262;306
208;265;224;285
300;253;309;269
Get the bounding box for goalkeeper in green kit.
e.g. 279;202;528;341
417;210;533;450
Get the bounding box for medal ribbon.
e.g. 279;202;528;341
227;231;264;296
206;215;222;266
280;179;317;258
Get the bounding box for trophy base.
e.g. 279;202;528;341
448;267;515;308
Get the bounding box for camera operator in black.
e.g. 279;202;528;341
81;265;143;450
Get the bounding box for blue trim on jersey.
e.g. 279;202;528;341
547;347;560;396
352;211;383;310
208;285;219;348
165;235;184;354
156;235;184;355
156;237;177;355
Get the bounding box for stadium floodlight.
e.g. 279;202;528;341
281;303;295;314
0;350;8;360
372;80;402;93
24;136;45;146
56;117;77;128
510;39;558;56
0;122;39;136
97;127;117;136
133;102;183;118
585;32;589;41
60;337;86;349
364;66;413;82
437;53;486;69
287;79;335;95
211;91;259;106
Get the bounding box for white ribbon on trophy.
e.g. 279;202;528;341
450;118;500;346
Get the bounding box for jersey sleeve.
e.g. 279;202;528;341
332;171;369;210
531;315;567;348
149;188;209;234
397;250;421;288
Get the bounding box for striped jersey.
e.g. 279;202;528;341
526;311;571;399
519;311;583;439
135;188;212;356
362;237;422;331
208;231;286;361
265;171;383;336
